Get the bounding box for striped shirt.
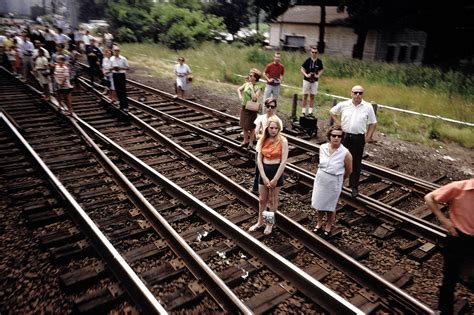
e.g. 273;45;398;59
54;64;73;89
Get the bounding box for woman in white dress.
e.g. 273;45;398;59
311;125;352;236
174;57;191;98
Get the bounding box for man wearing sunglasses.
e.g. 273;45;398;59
300;47;324;117
329;85;377;197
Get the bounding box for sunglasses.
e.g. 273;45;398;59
352;91;363;95
265;104;276;109
330;134;343;138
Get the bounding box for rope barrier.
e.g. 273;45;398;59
234;74;474;127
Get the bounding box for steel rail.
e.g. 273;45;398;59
31;89;251;313
126;77;440;193
77;79;364;314
284;164;447;243
3;69;251;314
0;112;168;315
68;116;252;315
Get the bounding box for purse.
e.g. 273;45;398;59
245;100;261;112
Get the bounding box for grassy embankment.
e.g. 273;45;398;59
121;42;474;148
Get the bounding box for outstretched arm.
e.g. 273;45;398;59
424;191;458;236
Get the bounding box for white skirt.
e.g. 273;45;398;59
311;169;343;212
176;76;188;91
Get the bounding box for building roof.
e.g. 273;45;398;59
276;5;349;25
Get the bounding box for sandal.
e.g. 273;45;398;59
323;230;331;237
313;226;321;233
248;143;254;150
263;224;273;235
248;222;264;232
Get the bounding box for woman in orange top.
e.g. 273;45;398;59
249;116;288;235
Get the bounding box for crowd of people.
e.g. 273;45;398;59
238;48;377;239
0;23;130;114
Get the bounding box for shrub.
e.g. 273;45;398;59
116;27;137;43
245;47;267;64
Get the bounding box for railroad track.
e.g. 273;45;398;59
1;69;362;314
2;67;472;313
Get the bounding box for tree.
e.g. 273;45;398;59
254;0;293;22
78;0;105;22
205;0;250;38
151;4;225;49
342;0;415;59
103;0;153;42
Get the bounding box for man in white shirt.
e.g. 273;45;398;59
33;40;50;61
110;46;130;112
330;85;377;197
19;34;34;80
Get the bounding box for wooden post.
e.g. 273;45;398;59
371;101;378;115
291;94;298;121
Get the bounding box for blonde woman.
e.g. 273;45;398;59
249;116;288;235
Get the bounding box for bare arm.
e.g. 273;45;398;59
317;68;324;78
257;151;268;185
365;122;377;143
270;138;289;188
300;66;309;78
330;112;340;125
263;65;271;82
344;151;353;179
237;84;245;102
424;191;458;236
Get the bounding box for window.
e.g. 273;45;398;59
398;45;408;62
285;35;305;47
410;45;419;61
385;45;395;62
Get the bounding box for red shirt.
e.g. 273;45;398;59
264;63;285;85
433;178;474;235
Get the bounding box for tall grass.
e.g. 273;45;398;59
120;42;474;148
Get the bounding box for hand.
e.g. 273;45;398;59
440;218;459;237
263;177;270;186
268;179;277;189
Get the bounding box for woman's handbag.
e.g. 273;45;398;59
245;100;261;112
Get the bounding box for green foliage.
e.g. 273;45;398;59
167;0;202;11
150;4;224;49
325;57;474;97
245;47;268;64
205;0;250;35
104;0;153;41
116;27;137;42
240;32;266;46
